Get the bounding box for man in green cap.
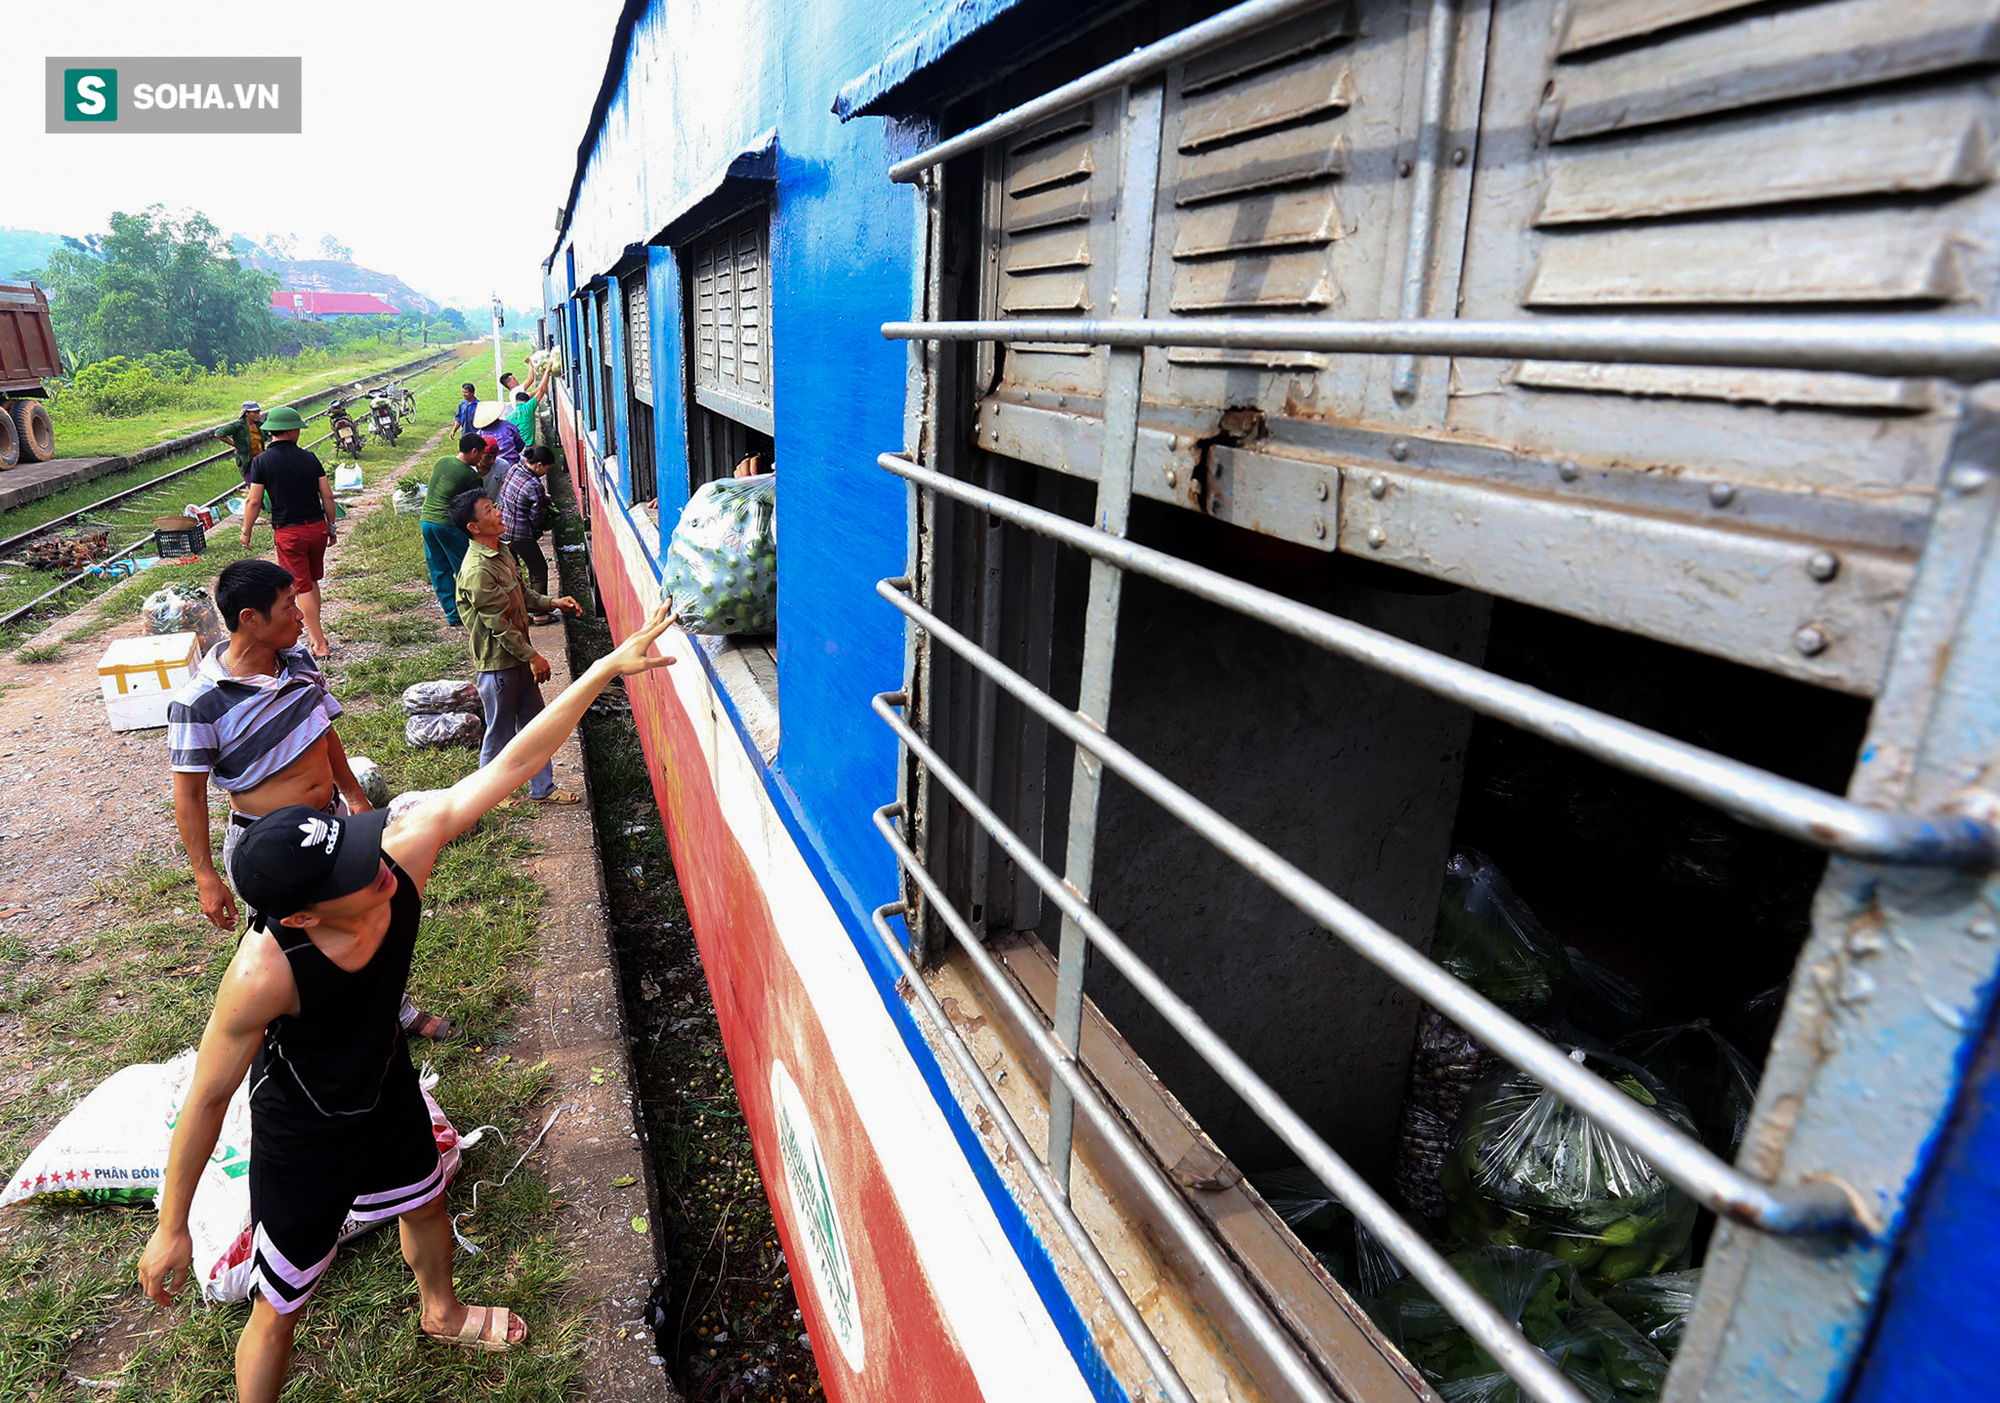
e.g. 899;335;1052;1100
240;405;337;658
214;402;266;484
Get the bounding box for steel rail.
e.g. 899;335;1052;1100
0;351;456;557
875;574;1867;1237
870;806;1364;1403
0;356;460;631
886;0;1330;182
871;716;1594;1403
866;890;1197;1403
880;315;2000;382
881;453;1997;869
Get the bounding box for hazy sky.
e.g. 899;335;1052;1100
6;0;627;309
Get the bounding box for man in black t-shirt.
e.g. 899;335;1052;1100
240;405;338;659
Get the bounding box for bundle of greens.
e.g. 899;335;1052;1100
1616;1022;1759;1159
1442;1047;1698;1290
1370;1246;1670;1403
662;475;777;635
1601;1270;1701;1358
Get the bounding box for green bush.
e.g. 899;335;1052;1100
69;356;172;417
140;348;201;384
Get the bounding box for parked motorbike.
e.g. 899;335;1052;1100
367;393;402;447
381;382;417;417
326;398;366;459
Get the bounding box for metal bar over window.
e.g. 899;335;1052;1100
882;315;2000;383
882;453;1996;868
886;0;1331;182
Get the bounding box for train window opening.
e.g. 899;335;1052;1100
597;287;619;462
621;268;658;506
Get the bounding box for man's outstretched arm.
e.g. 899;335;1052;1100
385;603;677;890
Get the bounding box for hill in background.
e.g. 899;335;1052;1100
0;228;63;279
237;253;441;315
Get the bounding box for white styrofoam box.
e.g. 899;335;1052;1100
98;631;200;732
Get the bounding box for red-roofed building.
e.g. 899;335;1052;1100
271;289;401;319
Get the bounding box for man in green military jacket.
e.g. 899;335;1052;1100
214;401;267;483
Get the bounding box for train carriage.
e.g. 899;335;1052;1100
542;1;2000;1399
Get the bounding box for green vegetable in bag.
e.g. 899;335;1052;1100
1616;1022;1759;1160
1600;1270;1700;1358
1443;1047;1698;1292
1434;850;1572;1015
662;475;776;635
1370;1246;1670;1403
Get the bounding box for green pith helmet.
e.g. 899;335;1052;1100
261;405;306;432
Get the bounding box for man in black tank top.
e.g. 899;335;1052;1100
137;603;676;1402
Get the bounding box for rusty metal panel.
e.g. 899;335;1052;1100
1536;87;1994;225
1177;58;1354;149
1510;361;1938;412
1551;0;2000;141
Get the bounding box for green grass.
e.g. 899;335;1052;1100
0;481;587;1401
44;341;476;461
0;349;481;649
14;641;60;663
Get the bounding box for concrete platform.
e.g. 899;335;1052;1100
0;455;122;512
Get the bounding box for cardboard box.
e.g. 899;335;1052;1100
98;632;200;732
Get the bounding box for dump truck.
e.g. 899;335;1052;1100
0;281;62;469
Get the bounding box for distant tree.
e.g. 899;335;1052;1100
23;207;278;372
437;307;470;335
263;231;299;261
317;235;352;262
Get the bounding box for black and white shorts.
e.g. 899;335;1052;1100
247;1066;444;1315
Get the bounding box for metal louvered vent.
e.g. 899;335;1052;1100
690;208;774;432
627;277;652;404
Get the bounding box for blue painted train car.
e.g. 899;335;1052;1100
540;0;2000;1399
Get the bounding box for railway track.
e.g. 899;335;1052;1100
0;351;465;631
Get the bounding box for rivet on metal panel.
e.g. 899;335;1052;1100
1391;439;1410;461
1166;468;1178;489
1557;460;1579;482
1056;395;1068;408
1451;147;1467;166
1397;157;1412;177
1947;465;1992;493
1709;482;1737;507
1313;516;1327;539
1314;479;1330;501
1808;552;1840;583
1367;525;1388;549
1794;625;1829;656
1368;474;1388;499
1971;920;1999;941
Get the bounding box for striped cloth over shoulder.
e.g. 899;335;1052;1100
167;645;344;792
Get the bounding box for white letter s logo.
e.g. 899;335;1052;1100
76;75;105;116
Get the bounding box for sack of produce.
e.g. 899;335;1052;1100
143;583;227;656
0;1052;196;1207
1370;1245;1670;1403
1565;950;1654;1045
406;712;483;749
1600;1270;1700;1359
388;788;447;826
393;482;427;516
1434;850;1571;1014
1615;1022;1758;1160
1443;1047;1698;1290
348;755;391;809
402;678;481;716
1397;851;1571;1227
662;475;776;635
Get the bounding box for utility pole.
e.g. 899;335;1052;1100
490;294;506;402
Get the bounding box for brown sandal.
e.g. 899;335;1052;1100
406;1009;459;1040
435;1304;528;1353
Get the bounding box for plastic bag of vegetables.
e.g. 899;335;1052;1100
1443;1047;1698;1290
1600;1270;1699;1358
1564;950;1654;1044
662;474;776;635
1370;1246;1670;1403
406;713;483;749
1250;1166;1406;1303
347;755;391;809
1615;1022;1758;1160
402;678;481;716
1434;850;1571;1013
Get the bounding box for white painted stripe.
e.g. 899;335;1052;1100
588;477;1094;1402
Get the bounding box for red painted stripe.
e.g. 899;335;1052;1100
570;434;986;1402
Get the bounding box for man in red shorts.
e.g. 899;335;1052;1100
240;404;337;658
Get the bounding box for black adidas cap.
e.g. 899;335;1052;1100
227;805;393;920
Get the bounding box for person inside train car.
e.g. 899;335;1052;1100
137;604;678;1396
418;434;488;625
237;405;336;660
453;382;479;438
498;445;558;607
167;558;458;1040
450;487;585;805
213;401;266;484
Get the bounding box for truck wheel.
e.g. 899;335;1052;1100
0;411;17;469
7;400;54;462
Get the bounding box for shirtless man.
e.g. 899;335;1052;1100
137;603;676;1402
167;559;451;1036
